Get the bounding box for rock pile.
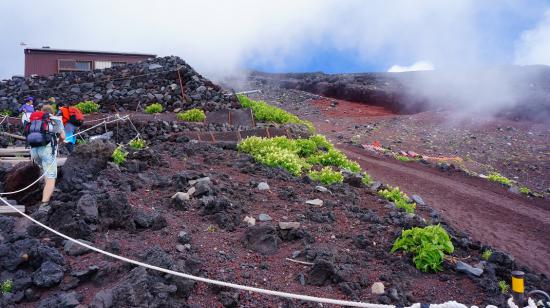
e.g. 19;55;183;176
0;56;239;113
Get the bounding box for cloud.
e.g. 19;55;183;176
0;0;549;81
515;9;550;65
388;61;435;73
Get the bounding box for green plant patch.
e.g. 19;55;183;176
237;95;315;133
238;135;364;178
487;172;512;187
112;146;128;165
378;186;416;213
75;101;100;114
129;138;146;150
177;108;206;122
395;155;415;162
482;249;492;261
499;280;510;294
391;225;454;272
1;279;13;294
362;173;374;186
308;167;344;185
519;186;531;195
0;110;11;117
145;103;163;114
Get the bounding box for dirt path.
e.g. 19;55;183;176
340;145;550;276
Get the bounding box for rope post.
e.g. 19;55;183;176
512;271;526;306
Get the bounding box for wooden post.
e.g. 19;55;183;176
176;67;186;103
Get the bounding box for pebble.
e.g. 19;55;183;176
171;192;190;201
456;261;483;277
64;240;93;256
257;182;270;190
411;195;426;206
243;216;256;226
187;186;196;196
315;186;329;193
279;222;300;230
258;213;272;221
178;231;192;244
176;244;187;252
371;282;385;295
306;199;323;206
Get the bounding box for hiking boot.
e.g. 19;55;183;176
37;202;51;214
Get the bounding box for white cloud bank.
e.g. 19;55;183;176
0;0;549;80
388;61;434;73
515;9;550;65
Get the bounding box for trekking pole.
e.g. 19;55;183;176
512;271;526;306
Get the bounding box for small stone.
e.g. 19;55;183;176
411;195;426;206
187;186;196;196
306;199;323;206
258;213;272;222
64;239;93;256
291;250;301;258
315;186;328;193
178;231;192;244
171;192;190;201
257;182;270;190
371;282;385;295
370;181;382;191
456;261;483;277
243;216;256;226
176;245;186;252
278;222;300;230
148;64;163;70
508;186;520;194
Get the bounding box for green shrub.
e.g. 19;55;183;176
145;103;163;114
378;186;416;213
391;225;454;272
129;138;146;150
237;95;315;133
112;146;128;165
482;249;492;261
395;155;414;162
308;149;361;173
177;108;206;122
519;187;531;195
0;110;11;117
487;172;512;186
308;167;344;185
75;101;100;114
309;134;333;150
1;279;13;294
499;280;510;294
362;173;374;186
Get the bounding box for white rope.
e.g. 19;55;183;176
0;196;395;308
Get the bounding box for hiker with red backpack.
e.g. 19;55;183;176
24;104;65;206
57;102;84;153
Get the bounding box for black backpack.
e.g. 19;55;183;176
24;111;57;152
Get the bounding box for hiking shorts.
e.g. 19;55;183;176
30;144;57;179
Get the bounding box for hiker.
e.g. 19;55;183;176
47;97;56;109
18;96;35;126
57;102;84;153
25;104;65;206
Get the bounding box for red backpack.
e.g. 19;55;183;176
60;106;84;126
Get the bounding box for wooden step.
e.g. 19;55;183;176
0;147;30;157
0;157;67;168
0;205;25;215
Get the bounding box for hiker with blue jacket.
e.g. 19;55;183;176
19;96;35;126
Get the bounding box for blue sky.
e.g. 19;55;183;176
1;0;550;79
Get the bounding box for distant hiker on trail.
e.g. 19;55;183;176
57;102;84;153
48;97;57;109
19;96;35;126
24;104;65;206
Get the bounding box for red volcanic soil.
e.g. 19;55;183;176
260;94;550;276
